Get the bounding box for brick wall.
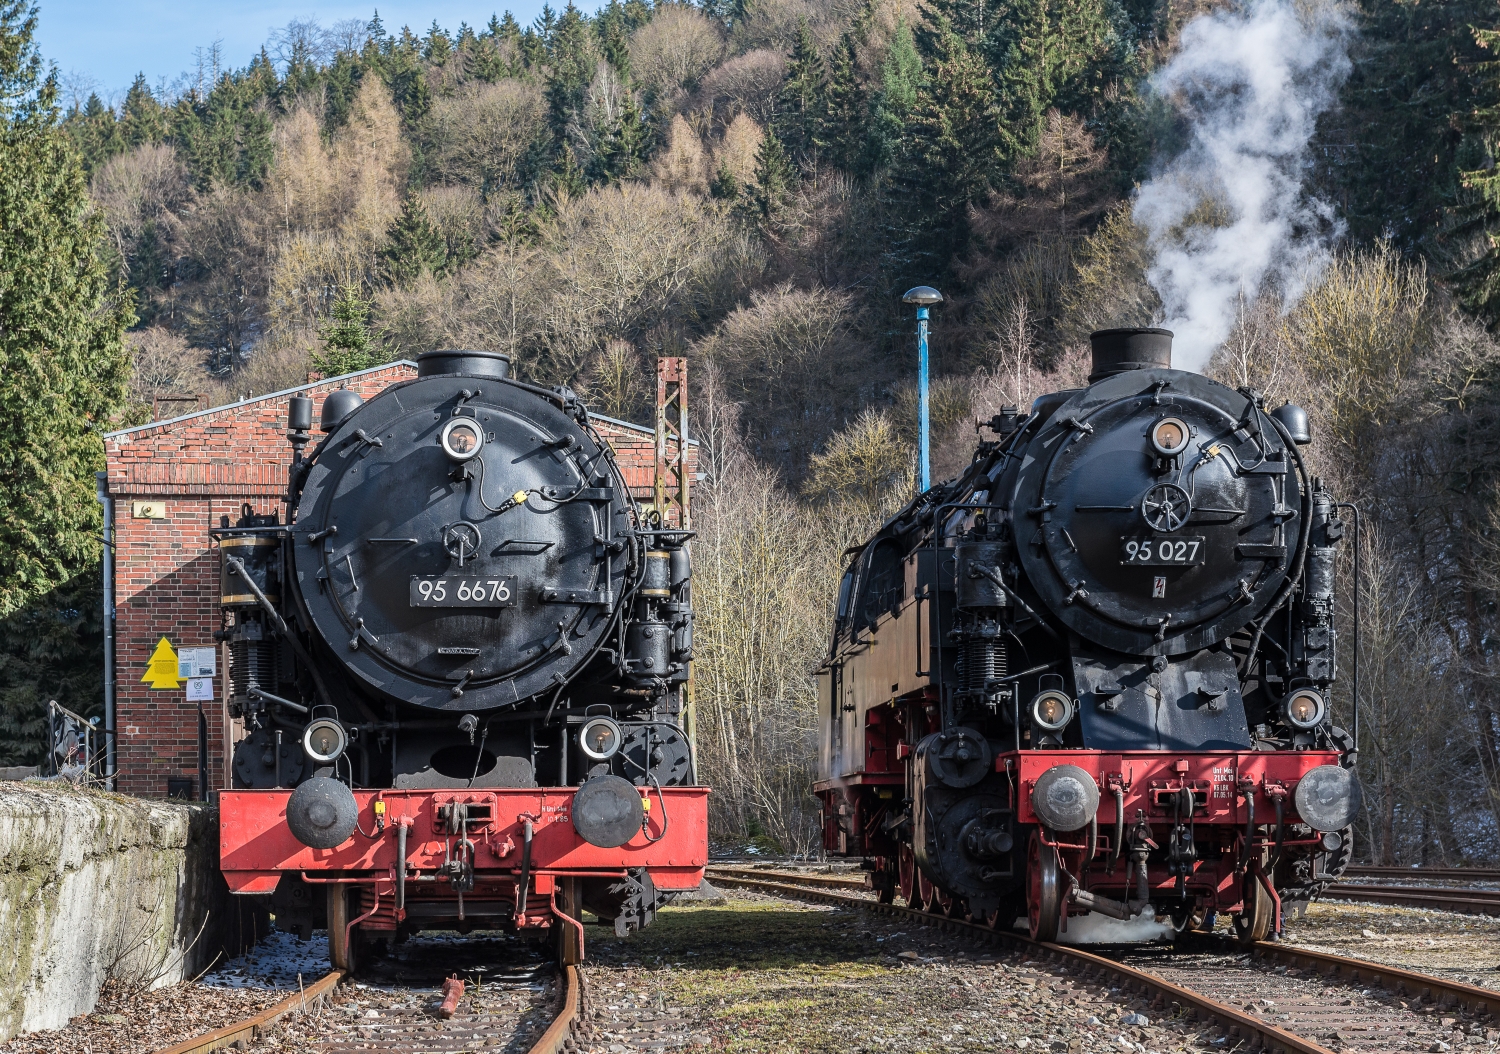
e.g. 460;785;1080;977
103;364;694;798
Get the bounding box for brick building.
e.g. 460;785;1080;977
102;362;693;798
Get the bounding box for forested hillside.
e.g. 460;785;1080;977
6;0;1500;860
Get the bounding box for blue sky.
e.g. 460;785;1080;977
34;0;569;101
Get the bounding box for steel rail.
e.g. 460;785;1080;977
151;962;583;1054
709;865;867;889
153;969;345;1054
530;964;583;1054
1240;941;1500;1017
711;867;1500;1039
1319;884;1500;915
1343;866;1500;882
708;871;1335;1054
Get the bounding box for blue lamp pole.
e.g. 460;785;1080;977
902;286;944;492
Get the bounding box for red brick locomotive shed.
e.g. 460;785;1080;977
102;362;693;798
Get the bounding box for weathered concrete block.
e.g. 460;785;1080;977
0;783;239;1040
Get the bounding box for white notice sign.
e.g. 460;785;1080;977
185;677;214;702
178;647;217;679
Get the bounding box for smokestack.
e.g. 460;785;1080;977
1089;328;1173;382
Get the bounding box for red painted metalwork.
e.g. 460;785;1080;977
817;744;1344;926
1002;748;1340;829
220;786;710;933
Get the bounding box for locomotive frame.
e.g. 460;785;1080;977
213;350;707;968
816;328;1359;942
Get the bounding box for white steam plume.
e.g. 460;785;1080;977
1133;0;1353;370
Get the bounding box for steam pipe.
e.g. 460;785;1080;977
1109;785;1125;873
516;818;534;916
396;820;409;914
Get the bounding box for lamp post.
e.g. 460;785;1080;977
902;285;944;492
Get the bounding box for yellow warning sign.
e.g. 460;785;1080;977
142;638;182;689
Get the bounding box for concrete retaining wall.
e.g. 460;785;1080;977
0;783;251;1041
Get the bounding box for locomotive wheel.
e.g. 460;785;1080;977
934;889;955;916
917;870;937;913
1233;874;1275;945
1027;832;1063;942
327;886;360;973
876;857;896;905
987;892;1024;931
898;845;917;907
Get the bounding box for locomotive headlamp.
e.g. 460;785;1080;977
579;716;624;761
1030;690;1076;732
1282;689;1327;730
440;417;485;461
1150;417;1191;457
302;718;349;764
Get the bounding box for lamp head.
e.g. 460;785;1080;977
902;286;944;306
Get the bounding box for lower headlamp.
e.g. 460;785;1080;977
1031;690;1076;733
1282;689;1327;731
302;718;349;764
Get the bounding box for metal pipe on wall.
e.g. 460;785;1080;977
95;472;117;791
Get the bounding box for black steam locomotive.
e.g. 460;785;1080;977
216;350;706;968
817;328;1359;942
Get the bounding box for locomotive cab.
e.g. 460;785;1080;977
816;328;1358;942
214;350;707;968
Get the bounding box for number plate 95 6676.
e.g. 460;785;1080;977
1121;537;1205;566
410;576;518;607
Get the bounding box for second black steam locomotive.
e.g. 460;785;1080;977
817;328;1359;942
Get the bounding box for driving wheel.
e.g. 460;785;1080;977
1233;873;1274;944
898;844;916;907
917;869;937;912
1027;831;1062;942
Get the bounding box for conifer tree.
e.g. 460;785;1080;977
67;93;123;173
0;0;132;615
989;0;1115;160
1447;25;1500;319
709;161;739;200
886;21;1003;275
120;74;166;148
313;286;379;376
545;4;596;154
596;0;633;76
819;33;866;172
551;141;588;198
1337;0;1496;251
595;88;647;181
865;18;923;173
383;192;447;282
776;18;826;164
751;126;794;223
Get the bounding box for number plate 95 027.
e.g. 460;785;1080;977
1121;537;1206;566
410;576;518;607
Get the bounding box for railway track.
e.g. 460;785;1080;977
707;865;1500;1053
155;934;583;1054
1344;866;1500;883
1319;883;1500;915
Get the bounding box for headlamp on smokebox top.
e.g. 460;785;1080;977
1030;690;1075;732
1282;689;1327;730
302;718;348;764
1150;417;1191;457
440;417;485;461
